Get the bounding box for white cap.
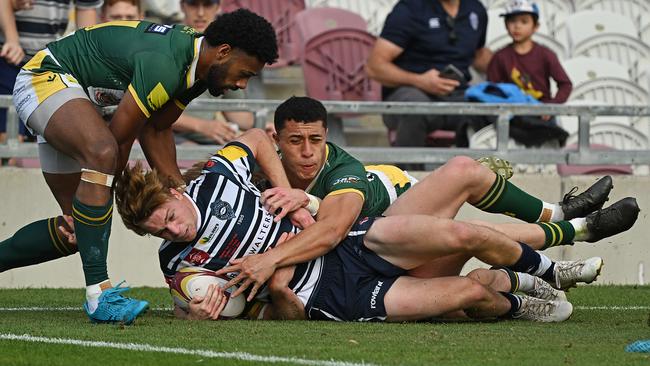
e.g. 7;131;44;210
500;0;540;17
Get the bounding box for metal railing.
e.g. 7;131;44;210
2;95;650;165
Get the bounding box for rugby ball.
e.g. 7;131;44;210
170;266;245;319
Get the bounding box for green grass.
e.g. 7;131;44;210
1;286;650;365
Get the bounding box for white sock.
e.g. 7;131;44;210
85;280;111;313
515;272;536;293
570;217;589;241
538;202;564;222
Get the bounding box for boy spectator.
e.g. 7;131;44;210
101;0;143;21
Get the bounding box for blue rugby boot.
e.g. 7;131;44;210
84;281;149;324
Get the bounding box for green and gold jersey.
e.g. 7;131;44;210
23;21;207;118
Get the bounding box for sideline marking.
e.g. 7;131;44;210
0;333;377;366
1;306;649;312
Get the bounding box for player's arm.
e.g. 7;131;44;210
138;100;186;189
109;89;148;176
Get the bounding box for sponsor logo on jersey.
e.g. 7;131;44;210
210;199;235;220
332;175;361;186
205;160;216;169
145;23;173;35
370;281;384;309
220;233;241;259
199;223;220;244
46;75;56;82
185;248;210;265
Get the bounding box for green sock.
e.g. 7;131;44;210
0;217;77;272
472;174;543;223
73;197;113;286
537;221;576;249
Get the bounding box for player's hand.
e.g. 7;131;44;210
288;208;315;229
57;215;76;246
261;187;310;222
11;0;33;10
416;68;459;96
0;42;24;66
215;253;277;302
187;284;227;320
199;119;237;144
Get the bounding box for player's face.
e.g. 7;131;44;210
274;120;327;183
181;0;220;33
505;14;538;43
102;2;141;21
206;51;263;97
139;190;198;242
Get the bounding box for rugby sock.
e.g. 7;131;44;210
508;242;555;283
73;197;113;290
85;280;112;313
473;174;547;223
500;292;522;318
542;202;565;222
495;267;520;292
514;272;536;293
0;217;77;272
537;221;576;249
570;218;590;241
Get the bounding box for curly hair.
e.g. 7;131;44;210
114;162;172;236
274;96;328;132
204;9;279;65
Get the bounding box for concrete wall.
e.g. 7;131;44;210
0;168;648;288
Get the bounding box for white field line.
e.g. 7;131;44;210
0;333;377;366
1;306;649;312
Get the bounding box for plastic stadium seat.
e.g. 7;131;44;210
220;0;305;67
564;10;650;69
577;0;650;30
556;143;634;176
305;0;398;35
294;7;367;46
561;56;630;85
301;28;380;102
642;17;650;46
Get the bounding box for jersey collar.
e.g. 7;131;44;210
184;192;203;238
186;36;204;89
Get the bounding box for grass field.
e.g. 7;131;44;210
1;285;649;366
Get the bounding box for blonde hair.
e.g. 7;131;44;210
115;161;171;236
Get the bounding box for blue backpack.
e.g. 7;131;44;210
465;82;540;104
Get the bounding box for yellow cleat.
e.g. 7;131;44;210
477;156;513;180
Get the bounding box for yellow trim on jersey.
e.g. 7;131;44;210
174;99;187;110
217;145;248;161
85;20;140;31
128;84;151;118
326;188;365;201
186;37;201;88
23;50;48;71
31;72;68;103
365;164;410;188
147;82;170;111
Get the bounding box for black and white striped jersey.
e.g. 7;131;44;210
158;141;324;305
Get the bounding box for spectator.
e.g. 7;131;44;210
0;0;100;154
487;0;572;105
101;0;144;21
173;0;255;145
366;0;492;154
486;0;571;148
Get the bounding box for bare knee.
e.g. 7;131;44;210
457;277;491;306
445;221;489;253
443;156;483;180
79;138;118;172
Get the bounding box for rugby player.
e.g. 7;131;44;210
114;128;612;323
225;96;639;299
0;9;278;324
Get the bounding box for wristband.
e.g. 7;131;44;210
305;193;321;216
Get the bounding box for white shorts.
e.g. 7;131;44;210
366;165;418;204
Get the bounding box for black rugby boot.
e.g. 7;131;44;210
585;197;640;243
560;176;613;220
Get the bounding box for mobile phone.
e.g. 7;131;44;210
439;64;465;83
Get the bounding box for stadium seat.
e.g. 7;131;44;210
576;0;650;30
561;56;631;85
304;0;398;35
556;144;634;176
641;16;650;46
294;7;367;46
563;10;650;69
220;0;306;67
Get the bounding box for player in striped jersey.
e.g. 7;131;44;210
115;128;610;323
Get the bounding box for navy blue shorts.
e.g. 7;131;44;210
306;217;406;322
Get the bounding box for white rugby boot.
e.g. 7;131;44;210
552;257;604;290
513;295;573;322
526;276;567;302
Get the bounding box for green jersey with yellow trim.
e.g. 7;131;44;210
305;143;378;217
30;20;206;118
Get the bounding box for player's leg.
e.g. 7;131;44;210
383;275;572;322
364;215;602;289
384;156;612;224
467;268;567;302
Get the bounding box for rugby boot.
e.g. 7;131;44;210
552;257;603;290
526;276;567;302
560;176;613;220
513;295;573;322
477;156;513;180
84;281;149;325
584;197;640;243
